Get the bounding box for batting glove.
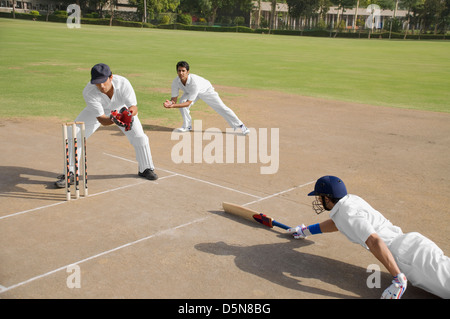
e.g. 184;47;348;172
287;224;310;239
381;273;407;299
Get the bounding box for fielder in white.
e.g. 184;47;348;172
55;63;157;187
288;175;450;299
163;61;249;135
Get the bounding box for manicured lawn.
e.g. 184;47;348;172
1;18;449;119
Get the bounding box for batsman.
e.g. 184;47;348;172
55;63;158;188
288;175;450;299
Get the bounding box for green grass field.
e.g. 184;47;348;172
1;18;449;120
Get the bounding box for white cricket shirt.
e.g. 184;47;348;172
171;74;213;101
83;75;137;117
329;194;403;250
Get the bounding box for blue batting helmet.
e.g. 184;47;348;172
308;176;347;199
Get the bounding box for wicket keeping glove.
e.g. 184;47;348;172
110;107;134;131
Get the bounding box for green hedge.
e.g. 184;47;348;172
0;12;447;40
156;23;254;33
0;11;42;20
0;12;154;28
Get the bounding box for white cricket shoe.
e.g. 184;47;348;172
239;124;250;135
175;126;192;132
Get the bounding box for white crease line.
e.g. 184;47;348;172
103;152;262;199
0;201;66;221
103;152;138;164
0;216;208;294
242;180;315;206
162;170;262;199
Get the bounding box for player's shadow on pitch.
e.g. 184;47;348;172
0;166;63;201
200;210;378;298
0;166;140;201
142;124;180;132
195;240;384;299
199;211;436;299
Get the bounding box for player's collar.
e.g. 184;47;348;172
185;74;191;85
329;194;348;217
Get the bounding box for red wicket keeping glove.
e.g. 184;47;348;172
110;107;134;131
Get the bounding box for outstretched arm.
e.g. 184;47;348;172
287;218;338;239
366;233;408;299
365;233;401;276
163;97;192;109
319;219;339;233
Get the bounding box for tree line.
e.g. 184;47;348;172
51;0;450;33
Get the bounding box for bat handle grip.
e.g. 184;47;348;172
272;220;291;230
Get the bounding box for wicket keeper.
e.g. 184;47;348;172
55;63;158;187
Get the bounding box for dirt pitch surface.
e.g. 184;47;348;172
1;86;449;300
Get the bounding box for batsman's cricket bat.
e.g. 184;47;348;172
222;202;291;230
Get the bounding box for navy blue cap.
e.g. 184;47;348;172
90;63;112;84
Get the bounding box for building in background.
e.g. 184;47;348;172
251;1;407;30
0;0;137;19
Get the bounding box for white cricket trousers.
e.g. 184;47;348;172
67;107;155;173
389;232;450;298
179;87;243;129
